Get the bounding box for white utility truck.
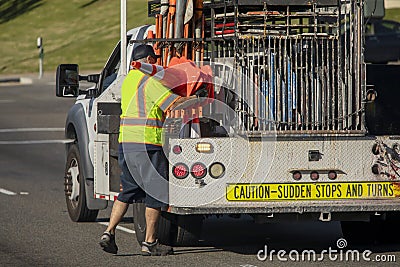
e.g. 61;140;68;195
56;0;400;245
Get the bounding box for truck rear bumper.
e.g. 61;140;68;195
170;199;400;215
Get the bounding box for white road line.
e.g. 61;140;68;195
97;222;136;234
0;128;64;133
0;139;74;145
0;188;17;196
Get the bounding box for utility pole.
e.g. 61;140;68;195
121;0;127;76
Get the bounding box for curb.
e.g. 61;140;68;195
0;77;20;83
0;77;33;85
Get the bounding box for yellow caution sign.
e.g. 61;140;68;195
226;182;400;201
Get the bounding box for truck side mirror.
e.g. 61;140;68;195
56;64;80;97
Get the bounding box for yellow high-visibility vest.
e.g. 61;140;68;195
118;70;180;147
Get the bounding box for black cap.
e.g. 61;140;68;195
132;45;161;61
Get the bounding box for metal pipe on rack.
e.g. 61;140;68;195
194;0;203;63
341;1;347;130
293;37;298;129
310;38;315;129
276;38;282;127
305;38;310;129
155;14;162;64
175;0;186;41
164;0;176;66
347;1;354;129
270;40;275;129
327;38;332;130
316;36;321;128
281;38;287;128
246;39;251;130
321;38;326;129
287;51;292;128
265;38;271;130
161;0;169;38
200;12;205;63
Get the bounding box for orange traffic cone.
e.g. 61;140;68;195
130;61;165;75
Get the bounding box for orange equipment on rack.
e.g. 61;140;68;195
130;56;213;99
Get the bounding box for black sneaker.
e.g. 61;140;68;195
141;240;173;256
99;232;118;254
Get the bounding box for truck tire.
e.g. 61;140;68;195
132;202;174;245
64;144;98;222
173;215;203;247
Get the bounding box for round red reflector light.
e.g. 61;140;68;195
292;171;302;180
328;170;337;180
310;171;319;181
172;163;189;179
172;145;182;154
191;163;207;179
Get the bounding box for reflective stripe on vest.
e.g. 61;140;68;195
121;117;164;128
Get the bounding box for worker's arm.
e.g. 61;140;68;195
168;86;209;110
151;78;209;112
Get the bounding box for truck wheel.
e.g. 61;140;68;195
173;215;203;246
132;203;174;245
64;144;98;222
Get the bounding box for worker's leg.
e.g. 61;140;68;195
139;150;173;256
99;200;128;254
105;200;129;234
141;205;173;256
100;150;143;254
144;206;161;243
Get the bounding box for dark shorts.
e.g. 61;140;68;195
117;149;169;209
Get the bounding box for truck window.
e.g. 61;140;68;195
100;42;121;93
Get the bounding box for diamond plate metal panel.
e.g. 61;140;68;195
168;135;400;209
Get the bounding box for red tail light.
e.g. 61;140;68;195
172;163;189;179
191;163;207;179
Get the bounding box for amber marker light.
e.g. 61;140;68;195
195;142;213;153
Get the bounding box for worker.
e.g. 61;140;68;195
99;44;199;256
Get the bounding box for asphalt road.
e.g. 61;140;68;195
0;74;399;267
